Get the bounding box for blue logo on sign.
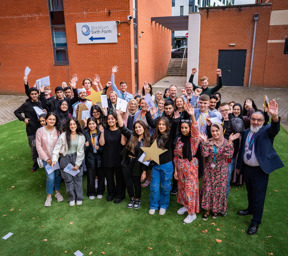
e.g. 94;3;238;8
81;25;90;36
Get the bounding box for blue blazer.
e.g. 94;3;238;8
236;119;284;174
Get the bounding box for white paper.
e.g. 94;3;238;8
81;110;90;121
116;98;128;112
63;163;80;177
36;76;50;89
74;251;84;256
210;117;222;124
144;93;155;110
101;95;108;108
24;66;31;76
33;106;46;119
138;153;150;166
2;232;13;240
45;162;60;175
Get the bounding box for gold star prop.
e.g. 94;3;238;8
77;103;88;128
141;140;167;165
86;88;103;104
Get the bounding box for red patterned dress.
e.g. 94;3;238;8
174;123;200;215
200;140;234;213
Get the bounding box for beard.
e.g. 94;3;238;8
250;124;263;133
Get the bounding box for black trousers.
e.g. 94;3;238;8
86;164;105;196
122;158;141;199
103;166;125;199
243;164;269;225
28;135;39;170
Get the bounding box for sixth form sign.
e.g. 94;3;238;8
76;21;118;44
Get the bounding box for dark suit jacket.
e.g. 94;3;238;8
236;118;284;174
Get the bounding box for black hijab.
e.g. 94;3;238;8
56;99;69;123
233;103;243;119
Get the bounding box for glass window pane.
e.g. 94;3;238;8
52;27;67;47
50;11;65;25
49;0;64;11
55;49;67;62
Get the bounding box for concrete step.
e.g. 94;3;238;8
167;58;187;77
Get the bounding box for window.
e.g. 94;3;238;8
284;38;288;54
48;0;68;65
189;5;194;12
180;6;184;16
172;0;175;7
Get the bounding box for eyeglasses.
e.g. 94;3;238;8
251;118;263;123
219;109;229;113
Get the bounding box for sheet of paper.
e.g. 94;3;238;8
33;106;46;119
24;66;31;76
2;232;13;240
74;250;84;256
138;153;150;166
63;163;80;177
144;93;155;110
116;98;128;112
81;110;90;121
101;95;108;108
45;162;60;175
210;117;222;124
36;76;50;89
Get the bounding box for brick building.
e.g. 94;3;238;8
187;0;288;87
0;0;171;94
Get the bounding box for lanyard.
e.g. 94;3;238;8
213;145;218;162
247;132;255;150
90;132;97;148
200;111;208;129
222;120;227;135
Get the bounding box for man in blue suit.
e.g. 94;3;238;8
236;99;284;235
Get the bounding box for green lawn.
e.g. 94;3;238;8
0;121;287;256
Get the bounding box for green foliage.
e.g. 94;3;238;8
0;121;287;255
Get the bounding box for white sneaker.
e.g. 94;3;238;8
55;192;64;202
159;208;166;215
76;200;82;205
69;201;75;207
149;209;156;215
184;214;197;224
44;196;52;207
97;195;103;199
89;196;95;200
177;206;188;215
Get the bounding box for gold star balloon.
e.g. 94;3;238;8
141;140;167;165
86;88;103;104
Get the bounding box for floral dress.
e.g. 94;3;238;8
200;140;234;213
174;123;200;215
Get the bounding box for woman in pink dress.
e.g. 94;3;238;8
174;104;201;224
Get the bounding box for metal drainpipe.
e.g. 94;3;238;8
248;13;259;88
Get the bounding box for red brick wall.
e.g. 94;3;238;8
137;0;171;91
199;5;272;87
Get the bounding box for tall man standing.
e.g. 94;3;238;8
236;100;284;235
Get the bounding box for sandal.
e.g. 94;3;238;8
212;212;218;219
141;180;151;187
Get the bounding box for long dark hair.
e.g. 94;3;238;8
86;117;98;132
151;117;170;149
107;112;119;128
126;120;150;154
66;118;83;148
45;112;61;132
141;83;153;96
90;105;104;123
243;98;258;116
233;103;243;118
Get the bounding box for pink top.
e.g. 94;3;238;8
36;126;60;161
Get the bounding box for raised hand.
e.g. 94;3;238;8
186;104;195;117
216;69;222;77
143;81;149;94
106;81;112;87
94;74;100;84
150;106;157;117
192;68;197;75
112;65;118;73
39;85;45;93
194;88;202;96
199;132;208;143
24;76;28;84
70;74;78;89
268;99;278;117
228;133;240;144
98;124;104;133
181;88;187;97
245;99;253;109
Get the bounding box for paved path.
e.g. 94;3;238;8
1;77;287;131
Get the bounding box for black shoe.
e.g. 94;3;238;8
202;213;209;221
133;199;141;209
237;209;252;216
247;224;259;235
127;198;135;208
170;188;178;196
107;196;115;202
212;212;218;219
114;198;123;204
220;211;227;217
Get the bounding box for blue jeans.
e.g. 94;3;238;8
226;158;235;199
43;161;61;195
150;161;174;210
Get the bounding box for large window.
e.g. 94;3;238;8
48;0;68;65
172;0;175;7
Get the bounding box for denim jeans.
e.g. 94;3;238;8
150;161;174;210
226;158;235;199
43;161;61;195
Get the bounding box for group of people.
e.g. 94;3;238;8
14;66;283;235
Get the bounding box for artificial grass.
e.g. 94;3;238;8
0;121;287;256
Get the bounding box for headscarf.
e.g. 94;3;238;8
180;120;192;161
56;99;69;123
208;123;225;148
233;103;243;118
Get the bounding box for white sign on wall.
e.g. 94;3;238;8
76;21;118;44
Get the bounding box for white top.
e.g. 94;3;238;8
244;132;260;167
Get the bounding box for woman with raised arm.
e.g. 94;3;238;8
99;112;126;203
116;110;150;209
51;118;85;206
174;104;200;223
36;113;63;207
199;124;239;220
